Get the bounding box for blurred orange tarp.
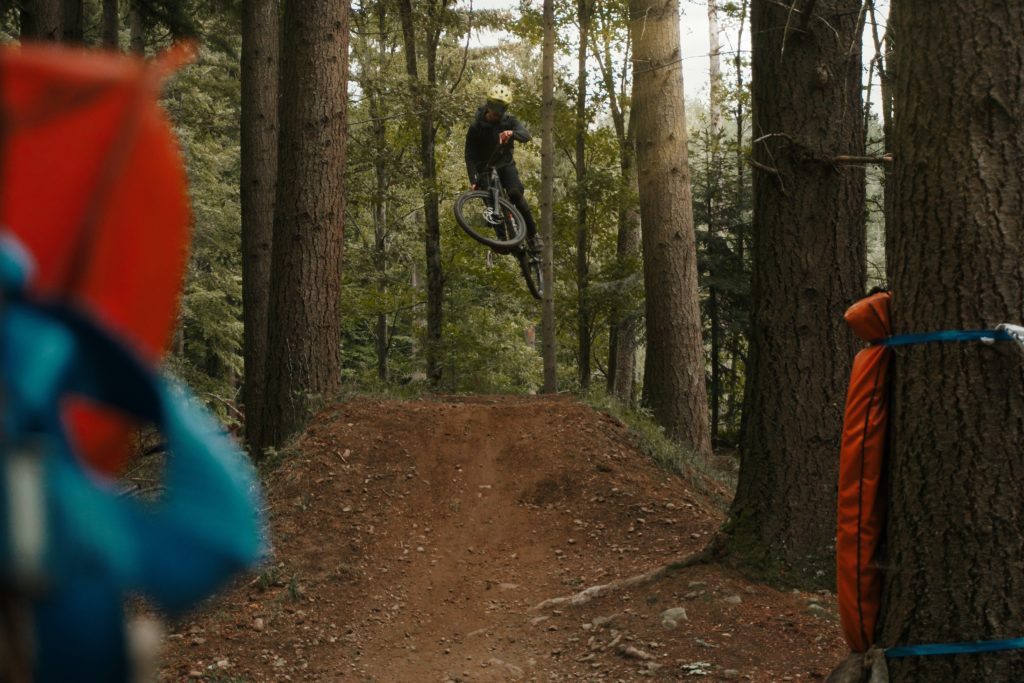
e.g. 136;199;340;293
0;42;194;475
837;291;892;653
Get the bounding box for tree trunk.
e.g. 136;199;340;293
22;0;61;40
540;0;557;393
262;0;347;448
398;0;445;387
629;0;710;454
371;1;390;383
241;0;279;455
729;0;750;443
724;0;865;587
609;174;640;404
872;0;896;284
609;107;640;406
128;0;144;54
880;3;1024;681
706;0;724;446
575;0;591;391
60;0;81;42
101;0;119;49
592;0;639;404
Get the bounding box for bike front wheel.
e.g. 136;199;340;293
453;191;527;253
518;247;545;300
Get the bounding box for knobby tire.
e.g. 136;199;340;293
518;248;545;300
453;191;527;253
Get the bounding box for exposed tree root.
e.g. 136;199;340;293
531;546;713;611
825;649;889;683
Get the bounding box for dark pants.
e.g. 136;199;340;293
483;163;537;241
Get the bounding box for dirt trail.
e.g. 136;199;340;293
159;395;845;682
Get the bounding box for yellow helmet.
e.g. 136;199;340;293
487;83;513;107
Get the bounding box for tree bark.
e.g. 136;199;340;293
241;0;279;455
369;1;390;382
102;0;119;49
540;0;557;393
398;0;445;387
880;3;1024;681
575;0;591;391
22;0;61;40
592;0;639;404
724;0;865;587
128;0;144;54
60;0;81;43
262;0;347;448
629;0;710;454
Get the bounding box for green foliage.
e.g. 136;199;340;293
162;32;244;424
439;236;544;393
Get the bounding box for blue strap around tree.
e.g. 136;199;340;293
887;637;1024;658
872;322;1023;660
878;328;1014;346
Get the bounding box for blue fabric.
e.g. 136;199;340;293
878;329;1013;346
0;258;265;681
887;638;1024;658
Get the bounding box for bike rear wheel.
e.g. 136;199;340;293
518;246;545;300
453;191;527;253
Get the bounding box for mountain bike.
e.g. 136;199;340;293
453;153;546;300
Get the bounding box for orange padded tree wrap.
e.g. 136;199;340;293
837;291;892;652
0;43;191;475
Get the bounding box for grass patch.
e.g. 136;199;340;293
580;389;736;508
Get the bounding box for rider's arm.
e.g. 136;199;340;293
508;115;532;144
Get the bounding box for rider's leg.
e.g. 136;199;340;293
497;164;540;251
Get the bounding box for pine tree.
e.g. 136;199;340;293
629;0;710;454
240;0;279;454
724;0;866;586
261;0;348;447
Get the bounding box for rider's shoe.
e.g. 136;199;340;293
529;235;543;255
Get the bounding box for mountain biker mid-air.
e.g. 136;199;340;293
464;84;541;254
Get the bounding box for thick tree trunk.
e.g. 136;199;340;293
262;0;347;448
540;0;557;393
22;0;61;40
629;0;710;454
101;0;119;49
241;0;279;455
724;0;865;587
880;4;1024;681
575;0;591;391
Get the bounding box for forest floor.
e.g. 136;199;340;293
157;394;847;682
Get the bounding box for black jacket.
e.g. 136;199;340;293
464;106;531;184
